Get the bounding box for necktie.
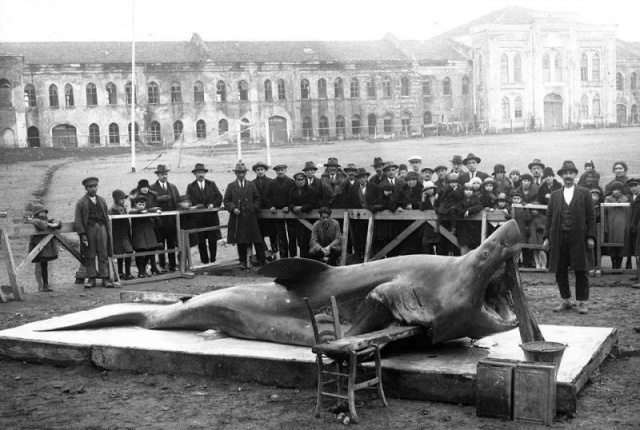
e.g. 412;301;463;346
391;179;394;187
162;182;166;190
200;182;204;191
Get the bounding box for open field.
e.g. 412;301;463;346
1;127;640;428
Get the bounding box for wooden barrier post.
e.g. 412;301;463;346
1;228;21;300
340;211;350;266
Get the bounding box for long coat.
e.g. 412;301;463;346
129;209;160;250
74;193;112;255
544;186;597;272
108;204;133;254
624;194;640;256
186;179;222;240
224;180;263;244
29;217;61;262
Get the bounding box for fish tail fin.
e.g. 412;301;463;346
33;303;160;332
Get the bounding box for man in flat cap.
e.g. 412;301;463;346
186;163;223;265
74;177;113;288
408;155;423;174
543;161;596;315
150;164;180;272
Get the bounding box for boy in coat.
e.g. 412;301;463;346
130;195;162;277
109;189;134;280
29;204;61;291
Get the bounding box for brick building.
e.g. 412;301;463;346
1;6;638;148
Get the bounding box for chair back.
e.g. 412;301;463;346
303;296;342;344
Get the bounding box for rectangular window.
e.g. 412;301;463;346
171;84;182;103
367;80;376;98
422;79;431;96
383;118;392;133
277;80;285;100
107;85;117;105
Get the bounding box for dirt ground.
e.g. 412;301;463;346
1;129;640;429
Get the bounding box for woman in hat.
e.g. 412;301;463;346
492;164;513;196
604;181;630;269
509;169;522;190
109;190;134;280
604;162;632;199
578;160;601;188
536;167;562;206
420;181;441;255
135;179;160;212
28;204;61;292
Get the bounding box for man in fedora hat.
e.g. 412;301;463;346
528;159;545;186
343;163;358;187
303;160;333;207
224;162;266;269
150;164;180;272
349;168;383;260
449;155;463;175
369;157;386;185
543;160;596;315
458;153;488;185
186;163;223;265
74;177;113;288
266;164;297;258
251;161;277;259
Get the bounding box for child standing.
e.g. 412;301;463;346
29;204;61;292
527;202;547;269
420;181;441;255
130;195;162;278
480;178;497;209
109;189;134;280
455;183;484;255
589;188;603;276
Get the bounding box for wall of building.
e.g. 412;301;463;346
0;55;26;147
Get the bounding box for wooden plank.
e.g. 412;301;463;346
114;271;182;286
0;338;92;364
363;216;375;263
6;222;76;237
480;211;487;241
54;234;84;264
371;220;425;261
120;290;193;304
426;220;459;248
506;257;544;343
1;229;21;300
296;218;314;231
313;326;425;355
340;211;349;266
15;234;55;273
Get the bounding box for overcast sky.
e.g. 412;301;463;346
1;0;639;43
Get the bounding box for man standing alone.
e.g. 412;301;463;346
74;177;113;288
186;163;222;265
543;161;596;314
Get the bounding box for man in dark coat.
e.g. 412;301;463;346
74;177;113;288
186;163;222;265
224;163;265;268
251;161;277;258
289;171;318;258
369;157;386;185
458;153;489;184
349;168;383;260
150;164;180;272
624;178;640;284
543;161;596;315
266;164;297;258
303;161;333;207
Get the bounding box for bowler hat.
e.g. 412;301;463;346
302;161;318;171
137;179;150;189
463;153;481;165
627;177;640;186
408;155;422;163
382;161;398;171
273;164;287;170
154;164;170;174
542;167;555;178
493;164;506;175
557;160;579;176
421;166;434;173
31;204;48;216
178;195;192;203
434;165;447;173
82;177;99;187
355;168;370;177
318;206;332;215
528;159;545;170
405;171;420;181
112;189;127;202
324;157;340;168
233;163;248;172
293;172;306;180
343;163;357;172
372;157;385;167
252;161;269;172
192;163;208;173
450;155;463;164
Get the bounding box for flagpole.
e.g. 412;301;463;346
130;0;136;173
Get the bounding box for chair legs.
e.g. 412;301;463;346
315;356;323;418
348;350;359;424
374;345;389;408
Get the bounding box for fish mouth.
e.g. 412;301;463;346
480;251;520;329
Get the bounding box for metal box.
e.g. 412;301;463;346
513;362;557;425
476;358;518;419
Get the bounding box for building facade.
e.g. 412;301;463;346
1;7;638;148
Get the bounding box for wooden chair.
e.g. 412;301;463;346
303;296;388;423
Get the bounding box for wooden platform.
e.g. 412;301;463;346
0;306;616;414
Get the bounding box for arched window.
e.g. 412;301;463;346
580;53;588;81
442;77;451;96
367;114;377;135
216;81;226;102
514;54;522;83
149;121;161;144
318;79;327;99
23;84;36;108
108;123;120;145
334;78;344;99
478;55;483;86
173;120;183;141
277;79;286;100
89;123;100;145
592;94;601;116
422;77;431;96
194;81;205;103
500;54;509;84
383;113;393;133
128;122;140;143
580;94;589;118
616;72;624;91
85;83;97;106
196;119;206;139
264;80;273;101
461;76;469;95
382;77;391;98
367;78;376;98
554;53;562;82
319;116;329;137
147;82;159;104
423;111;432;124
336;115;345;137
106;82;117;105
543;53;551;82
125;82;134;105
49;84;59;108
171;82;182;103
514;96;523;118
350;78;360;98
238;81;249;101
65;83;75;107
592;53;600;81
300;79;310;99
631;72;637;91
302;116;312;138
27;126;40;147
351;114;361;136
0;78;11;108
218;119;228;136
400;76;410;97
502;97;510;120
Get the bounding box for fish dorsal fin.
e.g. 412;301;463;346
258;258;332;289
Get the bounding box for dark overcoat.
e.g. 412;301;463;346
224;180;263;244
74;194;112;255
544;186;597;272
624;194;640;256
29;217;61;262
266;176;296;209
108;204;133;254
129;209;160;250
186;179;222;239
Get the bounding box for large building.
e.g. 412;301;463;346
1;6;639;148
